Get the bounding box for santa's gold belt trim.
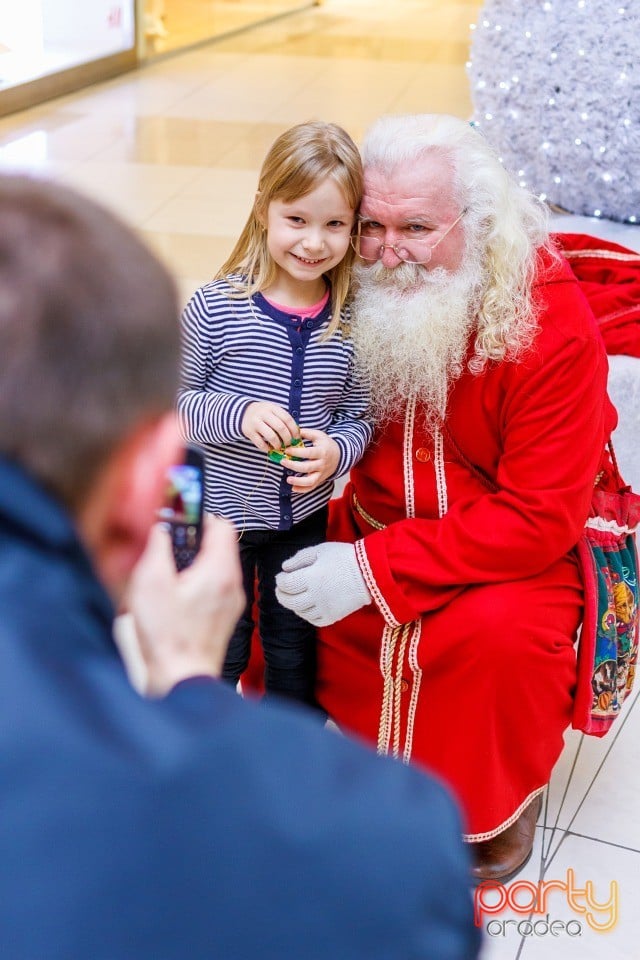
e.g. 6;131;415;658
352;492;386;531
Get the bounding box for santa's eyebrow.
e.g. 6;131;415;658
357;213;436;226
401;214;437;226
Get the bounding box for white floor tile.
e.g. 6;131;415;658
142;166;258;234
58;160;203;227
0;148;71;178
265;59;420;127
541;690;640;844
160;55;326;123
62;54;248;117
389;61;473;107
566;693;640;850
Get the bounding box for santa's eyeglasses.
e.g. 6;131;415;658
351;208;467;264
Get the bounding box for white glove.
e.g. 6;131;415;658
275;541;372;626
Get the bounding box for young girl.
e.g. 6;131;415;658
177;121;372;708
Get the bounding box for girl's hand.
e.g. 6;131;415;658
281;428;340;493
241;401;300;452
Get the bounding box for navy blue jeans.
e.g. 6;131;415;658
222;507;328;709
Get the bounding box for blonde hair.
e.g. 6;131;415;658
217;121;362;336
361;114;560;369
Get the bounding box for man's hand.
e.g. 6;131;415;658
275;541;371;626
129;517;244;697
241;401;300;453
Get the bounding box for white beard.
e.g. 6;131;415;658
350;258;484;429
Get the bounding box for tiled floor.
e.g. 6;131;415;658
2;2;639;956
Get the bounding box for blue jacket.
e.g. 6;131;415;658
0;457;480;960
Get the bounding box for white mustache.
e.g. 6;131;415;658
350;260;484;426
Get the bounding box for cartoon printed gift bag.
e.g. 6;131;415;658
573;464;640;737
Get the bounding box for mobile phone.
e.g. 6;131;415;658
158;446;205;571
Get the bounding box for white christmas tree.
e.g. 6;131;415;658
467;0;639;224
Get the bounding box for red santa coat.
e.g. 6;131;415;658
317;250;617;840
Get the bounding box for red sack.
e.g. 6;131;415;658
554;232;640;358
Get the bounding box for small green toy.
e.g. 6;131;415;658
267;435;305;464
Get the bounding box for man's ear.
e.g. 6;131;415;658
78;413;183;600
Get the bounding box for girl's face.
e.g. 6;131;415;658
264;177;354;300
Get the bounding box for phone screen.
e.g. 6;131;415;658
158;449;204;570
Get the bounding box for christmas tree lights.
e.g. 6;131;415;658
467;0;639;224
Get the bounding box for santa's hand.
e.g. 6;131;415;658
275;542;371;626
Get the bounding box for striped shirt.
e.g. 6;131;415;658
177;277;373;531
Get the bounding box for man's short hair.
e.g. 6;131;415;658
0;175;180;510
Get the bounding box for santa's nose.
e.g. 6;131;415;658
380;244;403;268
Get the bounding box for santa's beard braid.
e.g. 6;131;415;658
350;257;485;429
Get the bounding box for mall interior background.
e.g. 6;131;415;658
0;2;639;958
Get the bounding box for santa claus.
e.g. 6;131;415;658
276;113;617;882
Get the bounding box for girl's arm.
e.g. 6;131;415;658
177;287;256;446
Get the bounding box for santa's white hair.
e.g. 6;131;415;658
359;113;558;373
